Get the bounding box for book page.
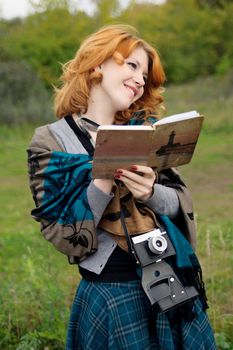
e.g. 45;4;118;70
96;125;153;131
154;110;200;126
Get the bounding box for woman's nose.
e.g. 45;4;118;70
134;71;145;86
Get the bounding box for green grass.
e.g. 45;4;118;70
0;73;233;349
0;126;79;349
165;73;233;349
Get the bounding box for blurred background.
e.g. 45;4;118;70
0;0;232;349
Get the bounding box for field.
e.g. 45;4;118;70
0;73;232;349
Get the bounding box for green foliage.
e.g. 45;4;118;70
120;0;230;83
216;54;232;76
216;3;233;74
196;0;233;9
16;332;43;350
0;61;52;125
1;8;94;88
0;0;232;90
29;0;71;12
215;332;233;350
16;331;64;350
95;0;121;20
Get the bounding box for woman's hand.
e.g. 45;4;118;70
114;165;156;201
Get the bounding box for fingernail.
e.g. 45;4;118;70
130;166;138;171
114;174;121;179
116;170;123;174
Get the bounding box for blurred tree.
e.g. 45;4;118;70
196;0;233;8
0;18;22;61
93;0;121;21
214;2;233;75
2;7;94;89
0;0;232;89
29;0;71;11
120;0;232;82
0;61;52;125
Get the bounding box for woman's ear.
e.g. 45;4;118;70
94;65;102;72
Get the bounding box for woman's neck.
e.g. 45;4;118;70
82;110;114;126
83;87;115;125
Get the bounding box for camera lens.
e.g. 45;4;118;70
148;235;167;255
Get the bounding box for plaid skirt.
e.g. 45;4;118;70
66;279;216;350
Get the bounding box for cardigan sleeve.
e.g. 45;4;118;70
157;168;197;249
27;125;98;263
143;183;179;218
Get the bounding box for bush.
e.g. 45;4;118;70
0;61;53;125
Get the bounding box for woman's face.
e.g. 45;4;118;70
96;46;149;113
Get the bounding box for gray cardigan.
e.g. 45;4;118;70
28;117;184;274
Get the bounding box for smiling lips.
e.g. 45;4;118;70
124;84;139;97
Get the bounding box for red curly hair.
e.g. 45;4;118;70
54;24;166;123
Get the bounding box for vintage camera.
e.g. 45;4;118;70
131;229;175;266
131;229;198;313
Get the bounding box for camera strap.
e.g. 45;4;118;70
120;209;139;264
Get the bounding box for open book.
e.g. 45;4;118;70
92;111;204;179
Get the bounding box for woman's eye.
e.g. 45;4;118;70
127;62;137;70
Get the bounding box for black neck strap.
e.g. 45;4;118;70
81;117;100;129
64;115;94;157
120;209;139;264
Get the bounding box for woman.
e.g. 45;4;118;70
28;24;216;349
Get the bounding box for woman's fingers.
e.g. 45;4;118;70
114;165;156;201
130;165;155;177
115;165;156;182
